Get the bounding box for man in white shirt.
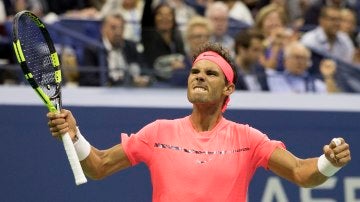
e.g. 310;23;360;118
301;6;354;63
268;42;339;93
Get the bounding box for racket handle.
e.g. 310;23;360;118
61;132;88;185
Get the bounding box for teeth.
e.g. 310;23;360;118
194;87;206;92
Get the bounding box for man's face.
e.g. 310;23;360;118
320;8;341;37
340;10;356;34
284;46;311;75
208;12;228;37
187;60;227;107
187;25;211;52
102;16;124;48
242;38;264;64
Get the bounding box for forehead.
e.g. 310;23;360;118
156;5;173;14
192;60;222;71
104;16;123;26
289;46;309;55
325;8;341;17
190;25;209;33
249;38;263;47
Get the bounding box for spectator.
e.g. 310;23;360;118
0;0;5;23
61;46;80;87
300;6;354;64
205;1;235;56
234;29;269;91
267;42;339;93
254;0;305;30
218;0;254;26
339;8;360;64
141;0;186;83
166;0;197;34
100;0;144;43
4;0;48;18
170;15;213;87
0;0;19;85
255;4;298;71
0;35;19;85
303;0;354;26
80;12;151;87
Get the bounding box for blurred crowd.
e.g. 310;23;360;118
1;0;360;93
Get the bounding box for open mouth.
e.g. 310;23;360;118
193;86;207;92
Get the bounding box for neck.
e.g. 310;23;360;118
190;106;222;132
159;30;172;44
122;2;136;10
327;34;337;45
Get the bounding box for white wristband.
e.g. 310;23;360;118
317;154;341;177
73;128;91;161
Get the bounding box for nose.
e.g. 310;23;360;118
195;74;205;82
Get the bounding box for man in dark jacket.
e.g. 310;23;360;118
80;12;150;87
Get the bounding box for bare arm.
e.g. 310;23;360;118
268;139;351;188
80;144;131;180
47;109;131;180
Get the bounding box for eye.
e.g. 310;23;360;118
206;70;218;76
190;69;199;74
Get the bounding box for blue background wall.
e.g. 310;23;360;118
1;104;359;202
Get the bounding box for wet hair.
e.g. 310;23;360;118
192;42;238;85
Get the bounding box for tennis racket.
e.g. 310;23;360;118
12;10;87;185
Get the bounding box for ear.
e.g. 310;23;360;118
223;83;235;96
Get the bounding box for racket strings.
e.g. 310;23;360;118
17;15;57;96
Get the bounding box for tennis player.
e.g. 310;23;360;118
47;42;351;201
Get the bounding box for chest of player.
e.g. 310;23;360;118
149;138;253;185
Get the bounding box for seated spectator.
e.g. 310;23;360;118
79;12;151;87
0;38;19;85
0;0;19;85
339;8;360;64
300;6;354;65
234;29;269;91
141;0;186;83
0;0;5;23
255;4;298;71
4;0;48;18
218;0;254;26
340;8;359;46
253;0;305;30
166;0;197;34
303;0;355;26
169;15;213;87
205;1;235;56
100;0;144;43
60;46;79;87
267;42;339;93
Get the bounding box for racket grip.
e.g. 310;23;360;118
61;132;88;185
